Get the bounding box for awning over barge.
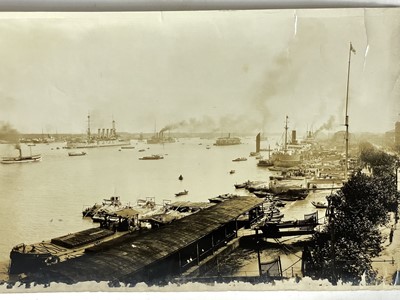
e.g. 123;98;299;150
27;196;264;284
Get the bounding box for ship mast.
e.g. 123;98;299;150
284;116;288;153
87;114;91;141
112;115;116;137
344;42;355;181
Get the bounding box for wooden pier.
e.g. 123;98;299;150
23;196;265;284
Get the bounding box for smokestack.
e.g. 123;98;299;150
98;129;101;137
102;129;105;138
256;133;261;153
15;144;22;157
106;129;110;138
292;130;297;144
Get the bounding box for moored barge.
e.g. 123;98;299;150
9;227;130;275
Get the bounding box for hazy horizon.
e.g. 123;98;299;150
0;9;399;139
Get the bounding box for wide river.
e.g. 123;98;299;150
0;137;329;278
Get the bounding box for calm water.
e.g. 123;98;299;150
0;137;329;275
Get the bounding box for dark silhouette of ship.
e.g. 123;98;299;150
213;133;241;146
147;130;175;144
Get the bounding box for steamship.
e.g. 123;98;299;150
147;131;175;144
213;134;241;146
270;116;302;168
1;144;42;164
65;115;131;149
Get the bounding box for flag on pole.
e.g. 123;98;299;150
350;43;356;54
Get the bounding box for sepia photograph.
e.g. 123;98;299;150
0;7;400;295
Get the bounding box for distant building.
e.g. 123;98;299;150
396;122;400;152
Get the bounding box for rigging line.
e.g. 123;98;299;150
281;257;302;274
273;238;303;259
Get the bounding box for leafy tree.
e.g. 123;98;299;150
305;143;400;284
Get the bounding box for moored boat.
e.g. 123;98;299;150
68;151;87;157
139;154;164;160
234;180;253;189
9;216;139;275
311;201;328;209
232;157;247;162
259;212;319;238
257;159;274;167
175;190;188;197
208;193;236;203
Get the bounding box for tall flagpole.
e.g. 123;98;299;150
344;42;355;181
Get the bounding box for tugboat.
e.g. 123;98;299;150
1;144;41;164
147;130;175;144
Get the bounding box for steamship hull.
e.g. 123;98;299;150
213;135;241;146
1;154;42;164
147;139;175;144
9;227;125;275
271;152;301;168
65;140;131;149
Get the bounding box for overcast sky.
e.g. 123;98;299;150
0;8;399;136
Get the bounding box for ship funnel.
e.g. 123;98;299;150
98;129;101;137
102;129;105;138
106;129;110;137
292;130;297;144
256;133;261;152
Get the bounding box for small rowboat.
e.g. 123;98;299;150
175;190;188;197
68;151;87;157
311;201;328;209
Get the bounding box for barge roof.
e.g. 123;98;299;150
27;196;263;284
